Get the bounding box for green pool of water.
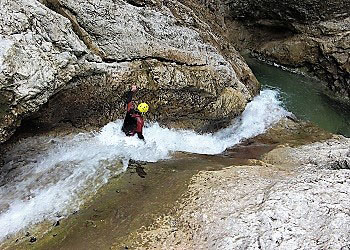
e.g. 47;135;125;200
246;57;350;137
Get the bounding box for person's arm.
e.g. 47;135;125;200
125;85;137;112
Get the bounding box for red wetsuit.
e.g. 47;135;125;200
121;91;145;140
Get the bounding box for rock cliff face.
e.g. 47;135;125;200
228;0;349;23
0;0;260;143
225;0;350;100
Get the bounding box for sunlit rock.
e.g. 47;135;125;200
131;135;350;249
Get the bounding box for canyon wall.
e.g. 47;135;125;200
0;0;260;143
225;0;350;100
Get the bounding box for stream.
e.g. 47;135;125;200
0;90;289;242
246;57;350;137
1;57;349;243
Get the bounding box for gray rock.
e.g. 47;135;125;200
288;137;350;169
0;0;89;142
0;0;260;144
134;137;350;249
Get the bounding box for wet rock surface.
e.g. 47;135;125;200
3;119;348;250
288;137;350;170
0;0;259;144
129;137;350;249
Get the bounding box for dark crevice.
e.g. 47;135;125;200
57;2;78;16
330;159;350;170
102;56;207;67
125;0;146;7
253;22;297;37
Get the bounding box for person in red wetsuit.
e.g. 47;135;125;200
122;85;149;140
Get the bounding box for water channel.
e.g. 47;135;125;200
246;57;350;137
1;56;350;244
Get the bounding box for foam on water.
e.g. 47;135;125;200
0;89;290;241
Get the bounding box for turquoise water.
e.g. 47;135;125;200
246;57;350;137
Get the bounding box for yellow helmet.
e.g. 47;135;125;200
137;103;149;113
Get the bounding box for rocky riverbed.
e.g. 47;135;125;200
4;119;350;250
116;129;350;250
1;0;349;249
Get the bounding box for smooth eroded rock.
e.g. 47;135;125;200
131;136;350;249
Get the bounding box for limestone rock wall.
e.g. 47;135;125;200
0;0;88;142
0;0;260;143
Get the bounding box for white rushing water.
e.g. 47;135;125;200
0;89;290;241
